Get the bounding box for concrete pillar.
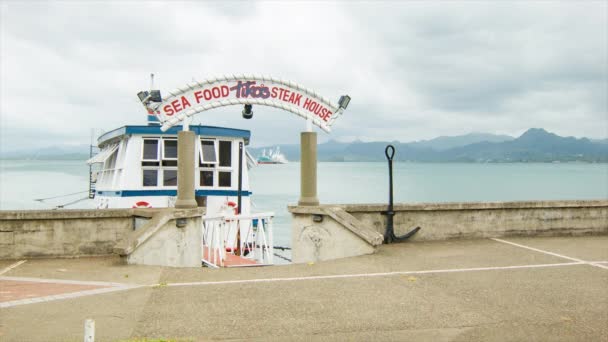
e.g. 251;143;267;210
175;130;197;209
299;131;319;206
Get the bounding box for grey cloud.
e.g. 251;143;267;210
0;1;606;153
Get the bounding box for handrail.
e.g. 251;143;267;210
202;212;275;268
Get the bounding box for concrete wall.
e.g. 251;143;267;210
0;209;142;259
345;200;608;240
291;208;378;264
289;200;608;263
115;208;204;268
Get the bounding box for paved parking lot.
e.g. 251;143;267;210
1;236;606;341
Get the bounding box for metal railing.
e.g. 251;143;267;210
202;212;274;268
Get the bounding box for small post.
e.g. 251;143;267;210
235;142;244;256
298;131;319;206
84;319;95;342
175;130;197;209
237;142;243;213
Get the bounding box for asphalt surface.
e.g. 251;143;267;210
1;236;606;341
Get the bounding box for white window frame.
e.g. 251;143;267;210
217;170;233;188
142;138;160;161
199;168;215;188
140;137;180;189
142;168;160;187
199;139;218;164
216;140;234;188
161;168;178;187
217;140;233;168
161;138;178;161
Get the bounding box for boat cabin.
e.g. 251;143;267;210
88;125;254;216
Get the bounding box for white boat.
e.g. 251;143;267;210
257;146;288;164
87;115;255;217
86;114;272;266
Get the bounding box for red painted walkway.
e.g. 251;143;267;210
0;279;109;303
203;247;259;267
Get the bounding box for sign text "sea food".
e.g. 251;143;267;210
161;81;335;122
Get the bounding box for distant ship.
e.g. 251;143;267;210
257;147;288;164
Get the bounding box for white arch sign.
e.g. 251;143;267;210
143;75;349;132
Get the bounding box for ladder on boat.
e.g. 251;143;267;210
88;144;97;199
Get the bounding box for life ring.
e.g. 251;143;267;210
132;201;152;208
226;201;238;215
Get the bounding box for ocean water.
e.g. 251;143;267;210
1;160;607;248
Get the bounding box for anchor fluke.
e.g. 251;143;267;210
384;226;421;244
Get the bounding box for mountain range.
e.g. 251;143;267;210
249;128;608;163
1;128;606;162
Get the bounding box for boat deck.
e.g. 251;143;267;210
1;236;606;341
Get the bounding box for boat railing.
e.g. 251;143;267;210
202;212;274;268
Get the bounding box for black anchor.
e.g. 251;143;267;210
383;145;421;243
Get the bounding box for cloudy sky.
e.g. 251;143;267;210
0;1;606;151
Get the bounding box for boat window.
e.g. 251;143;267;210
142;169;158;187
143;139;159;160
218;171;231;187
219;141;232;167
140;138;182;188
162;139;178;160
200;171;213;187
163;170;177;186
200;140;217;164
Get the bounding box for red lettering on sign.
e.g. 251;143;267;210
221;85;229;97
281;89;290;102
303;97;313;110
293;93;302;106
164;104;175;116
287;92;296;104
301;97;331;122
271;87;278;98
277;88;286;100
321;108;331;121
171;99;182;113
203;89;212;100
194;91;204;103
211;87;220;98
181;96;191;109
310;102;318;113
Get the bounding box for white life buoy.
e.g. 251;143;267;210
226;201;238;215
132;201;152;208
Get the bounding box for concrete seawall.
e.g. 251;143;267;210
0;209;151;259
289;200;608;263
2;200;606;262
0;208;205;267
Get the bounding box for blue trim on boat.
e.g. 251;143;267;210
98;125;251;146
96;189;252;197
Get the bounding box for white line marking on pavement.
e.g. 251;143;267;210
0;285;140;309
4;259;605;307
165;262;584;288
0;260;27;275
491;238;608;270
0;276;132;287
